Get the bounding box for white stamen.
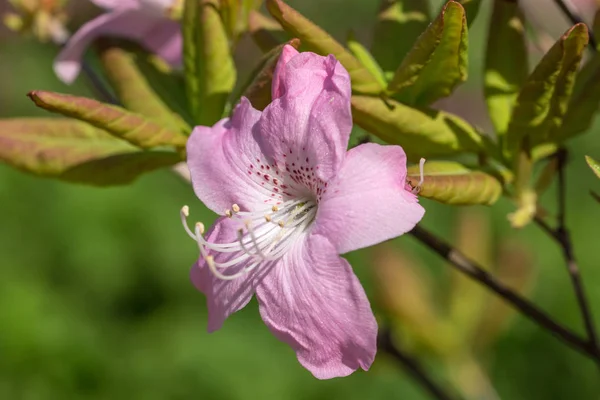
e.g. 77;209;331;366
180;198;317;281
418;157;426;187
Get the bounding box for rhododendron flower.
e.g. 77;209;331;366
54;0;182;84
181;46;425;378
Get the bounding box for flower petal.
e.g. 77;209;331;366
271;44;300;100
314;143;425;254
187;98;279;214
255;233;377;379
54;8;164;84
142;20;182;66
256;52;352;182
190;217;274;332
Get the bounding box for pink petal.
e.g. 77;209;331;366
314;143;425;254
190;217;274;331
271;44;300;100
187;98;274;214
53;8;174;84
255;234;377;379
256;52;352;182
142;20;182;66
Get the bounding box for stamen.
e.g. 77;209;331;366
225;209;233;218
265;214;272;222
232;204;240;213
271;205;279;212
411;158;427;194
418;158;426;187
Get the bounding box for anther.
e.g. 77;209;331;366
182;205;189;217
195;222;205;235
232;204;240;213
225;209;233;218
278;221;285;228
265;214;272;222
271;205;279;212
417;158;426;187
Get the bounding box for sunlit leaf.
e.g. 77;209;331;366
347;31;387;88
406;161;502;205
183;0;236;125
265;0;383;94
351;95;483;161
236;39;301;110
248;10;290;52
371;0;430;79
586;155;600;179
28;91;188;149
0;118;179;186
98;44;190;133
387;1;468;106
484;0;528;136
505;24;588;157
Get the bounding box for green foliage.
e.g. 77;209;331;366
484;0;528;137
387;0;468;106
371;0;431;79
28;91;188;150
351;95;483;161
183;0;236;125
0;118;179;185
406;161;502;205
505;24;588;158
346;31;387;88
457;0;481;27
586;155;600;179
98;45;190;134
266;0;384;94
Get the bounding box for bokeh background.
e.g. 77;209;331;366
1;0;600;399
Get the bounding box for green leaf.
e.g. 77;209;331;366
346;31;387;88
265;0;383;94
505;24;588;157
235;39;301;111
220;0;264;42
28;91;188;149
387;1;468;106
248;10;290;52
406;161;502;205
371;0;430;78
351;95;483;161
98;44;190;133
556;54;600;141
0;118;180;186
586;155;600;179
484;0;528;136
183;0;237;125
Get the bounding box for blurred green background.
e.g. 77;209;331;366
1;0;600;399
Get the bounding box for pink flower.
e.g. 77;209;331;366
54;0;182;84
181;46;425;378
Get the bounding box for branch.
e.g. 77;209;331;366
409;225;600;363
535;149;599;349
378;328;462;400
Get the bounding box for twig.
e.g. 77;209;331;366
535;149;599;349
378;328;461;400
553;0;597;50
409;225;600;363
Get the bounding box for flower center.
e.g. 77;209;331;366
181;197;317;281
